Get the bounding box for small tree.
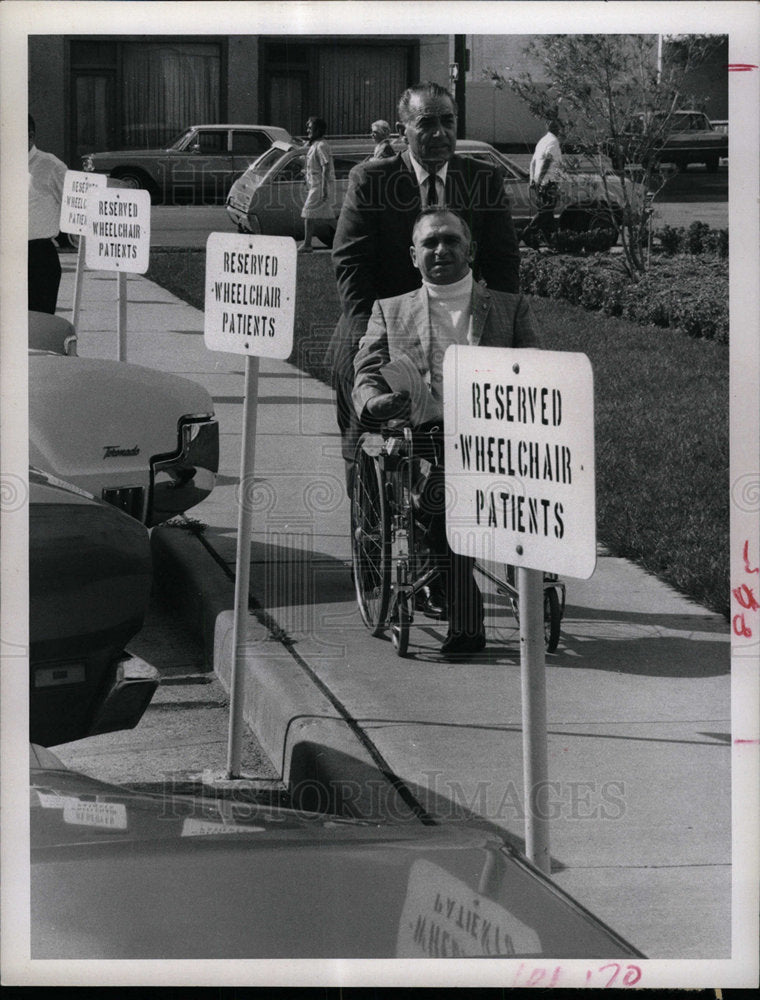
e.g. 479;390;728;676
485;34;724;277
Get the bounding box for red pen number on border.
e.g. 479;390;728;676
733;540;759;638
587;963;643;988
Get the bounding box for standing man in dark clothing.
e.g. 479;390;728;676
329;81;521;490
28;115;67;314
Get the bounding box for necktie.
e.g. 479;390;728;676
426;172;438;207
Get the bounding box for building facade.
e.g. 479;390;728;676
29;34;450;167
29;34;727;168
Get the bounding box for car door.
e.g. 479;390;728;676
191;128;235;203
254;151;308;236
165;127;231;204
463;150;532;227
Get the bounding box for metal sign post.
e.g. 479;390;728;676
443;345;596;875
204;232;296;779
518;565;550;872
85;187;151;361
226;353;260;777
72;236;87;332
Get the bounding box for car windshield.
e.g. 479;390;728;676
246;144;293;178
168;128;198;151
672;113;712;131
462;150;527;180
651;112;712;132
563;154;616;176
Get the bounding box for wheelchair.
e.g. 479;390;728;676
350;424;565;657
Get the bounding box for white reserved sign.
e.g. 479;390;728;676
59;170;105;235
204;233;296;358
443;346;596;578
85;188;151;273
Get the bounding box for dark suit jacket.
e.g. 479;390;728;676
329;150;521;377
353;280;540;423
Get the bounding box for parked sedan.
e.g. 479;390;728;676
30;744;645;959
29;468;158;746
82;123;294;204
29;312;218;526
226;139;642;250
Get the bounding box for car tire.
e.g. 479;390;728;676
111;170;159;203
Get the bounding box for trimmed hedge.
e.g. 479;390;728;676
656;221;728;258
519;250;728;344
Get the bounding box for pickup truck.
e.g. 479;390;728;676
609;110;728;172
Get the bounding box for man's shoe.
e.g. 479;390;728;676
414;585;447;620
440;631;486;658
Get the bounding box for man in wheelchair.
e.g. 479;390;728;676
352;207;541;657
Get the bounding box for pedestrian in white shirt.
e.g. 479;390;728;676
28;115;67;314
526;116;565;245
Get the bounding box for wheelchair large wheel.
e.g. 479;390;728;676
351;444;391;635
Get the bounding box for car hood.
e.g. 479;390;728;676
31;757;643;960
663;129;724;145
29;353;214;490
87;147;176;160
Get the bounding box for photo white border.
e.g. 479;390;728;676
2;0;758;988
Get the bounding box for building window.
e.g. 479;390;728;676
70;39;222;152
122;43;221;147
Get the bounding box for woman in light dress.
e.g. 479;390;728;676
299;116;337;252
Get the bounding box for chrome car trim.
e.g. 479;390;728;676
149;416;219;525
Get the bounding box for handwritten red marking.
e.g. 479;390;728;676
600;962;622;988
743;540;759;574
733;614;752;638
733;584;760;612
734;739;760;744
623;965;643;986
727;64;759;71
733;541;758;636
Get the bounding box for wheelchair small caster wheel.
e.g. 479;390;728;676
390;593;412;657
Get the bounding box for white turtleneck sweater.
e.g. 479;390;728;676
424;269;474;406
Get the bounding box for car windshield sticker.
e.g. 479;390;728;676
396;859;542;958
181;818;266;837
37;792;128;831
62;799;128;830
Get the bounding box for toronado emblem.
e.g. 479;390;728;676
103;445;140;458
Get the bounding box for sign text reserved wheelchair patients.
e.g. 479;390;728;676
204;233;296;358
443;346;596;578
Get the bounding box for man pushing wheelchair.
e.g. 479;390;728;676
352;207;541;658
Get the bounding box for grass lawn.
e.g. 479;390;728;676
146;248;729;618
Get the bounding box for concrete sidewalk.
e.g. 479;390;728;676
55;253;731;960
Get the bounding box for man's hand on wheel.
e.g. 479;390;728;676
364;391;411;423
